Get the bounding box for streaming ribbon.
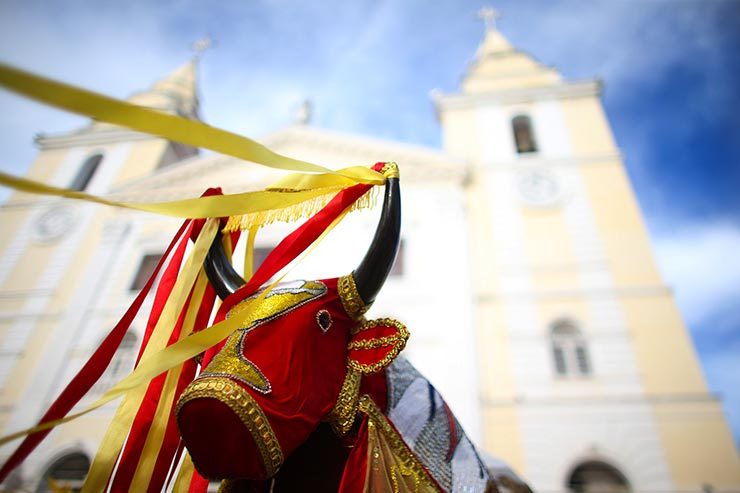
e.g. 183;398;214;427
0;63;383;185
0;60;392;489
0;63;385;221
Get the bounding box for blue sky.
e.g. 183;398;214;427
1;0;739;447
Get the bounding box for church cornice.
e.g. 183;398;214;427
483;392;721;407
475;284;673;302
433;79;601;110
476;151;624;169
36;128;159;150
261;125;465;177
108;125;468;200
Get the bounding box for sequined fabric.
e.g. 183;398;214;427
385;357;492;493
360;396;440;493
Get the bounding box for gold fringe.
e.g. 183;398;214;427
223;186;379;233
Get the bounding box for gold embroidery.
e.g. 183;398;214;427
177;377;284;477
326;368;361;436
391;462;421;493
201;330;271;393
391;461;401;493
381;162;400;180
201;281;328;393
360;395;438;492
347;318;409;374
348;333;404;350
227;280;327;329
217;479;243;493
338;273;368;320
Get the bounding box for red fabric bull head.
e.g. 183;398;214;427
176;163;403;481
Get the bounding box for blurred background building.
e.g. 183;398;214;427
0;9;739;493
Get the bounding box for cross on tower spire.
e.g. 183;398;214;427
192;36;214;58
478;6;500;31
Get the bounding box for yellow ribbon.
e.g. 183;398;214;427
244;226;259;280
48;478;73;493
0;62;389;487
129;270;210;490
172;453;196;492
0;63;383;184
80;218;219;491
0;169;361;219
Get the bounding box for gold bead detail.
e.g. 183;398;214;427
338;273;369;320
177;377;284;477
381;162;400;180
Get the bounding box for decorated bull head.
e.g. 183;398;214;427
176;163;404;481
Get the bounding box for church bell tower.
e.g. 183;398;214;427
433;9;740;493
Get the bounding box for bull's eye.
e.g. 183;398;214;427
316;309;332;333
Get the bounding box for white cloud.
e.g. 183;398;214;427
653;223;740;330
653;222;740;445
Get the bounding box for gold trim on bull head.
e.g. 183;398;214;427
326;368;362;437
347;318;409;374
198;281;328;394
337;274;369;321
177;377;284;477
328;318;409;437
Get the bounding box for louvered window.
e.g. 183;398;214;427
550;319;592;377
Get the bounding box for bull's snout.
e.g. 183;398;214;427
177;376;283;480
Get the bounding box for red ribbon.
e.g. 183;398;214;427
0;220;192;481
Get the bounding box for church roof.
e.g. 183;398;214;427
126;58;200;120
38;58;202;147
461;20;562;93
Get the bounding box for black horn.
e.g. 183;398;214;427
203;164;401;302
204;232;246;300
352;168;401;306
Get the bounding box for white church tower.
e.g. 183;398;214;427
434;10;740;492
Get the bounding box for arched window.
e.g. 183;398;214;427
568;460;630;493
130;252;163;291
551;319;592;377
37;452;90;493
512;115;538;154
92;332;138;393
69;153;103;191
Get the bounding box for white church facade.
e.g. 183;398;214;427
1;20;739;493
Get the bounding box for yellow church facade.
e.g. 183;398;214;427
436;24;740;492
0;21;738;493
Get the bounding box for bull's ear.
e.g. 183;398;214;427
347;318;409;374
